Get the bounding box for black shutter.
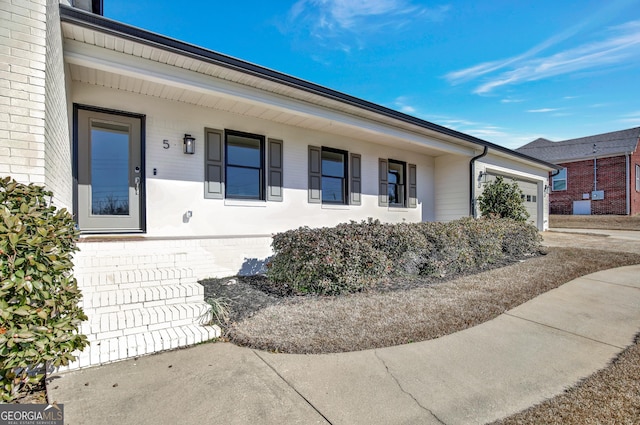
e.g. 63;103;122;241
308;145;321;203
350;153;361;206
408;163;417;208
205;128;223;199
378;158;388;207
267;139;283;202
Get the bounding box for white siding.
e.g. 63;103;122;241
434;154;470;222
72;83;435;237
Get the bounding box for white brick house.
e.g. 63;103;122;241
0;0;558;369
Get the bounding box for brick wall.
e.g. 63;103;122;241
0;0;72;208
631;147;640;216
44;0;72;208
0;0;48;185
550;155;628;215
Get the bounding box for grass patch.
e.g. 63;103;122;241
550;214;640;231
216;247;640;354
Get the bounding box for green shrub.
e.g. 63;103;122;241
478;176;529;222
267;217;541;295
0;177;88;402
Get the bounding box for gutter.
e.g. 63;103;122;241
58;5;561;172
626;153;631;215
469;146;488;217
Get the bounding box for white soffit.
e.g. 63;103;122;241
62;22;475;156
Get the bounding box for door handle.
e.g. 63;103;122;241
134;177;140;195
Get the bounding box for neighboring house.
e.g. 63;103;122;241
1;0;557;369
517;127;640;216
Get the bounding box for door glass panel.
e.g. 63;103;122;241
90;122;130;215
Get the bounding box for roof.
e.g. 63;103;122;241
59;5;559;171
517;127;640;163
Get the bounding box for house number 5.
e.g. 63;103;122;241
163;140;170;149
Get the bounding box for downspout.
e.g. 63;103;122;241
626;153;631;215
548;168;561;218
469;146;488;217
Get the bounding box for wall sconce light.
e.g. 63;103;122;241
544;184;550;195
477;171;487;188
183;134;195;155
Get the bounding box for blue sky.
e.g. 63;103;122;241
104;0;640;149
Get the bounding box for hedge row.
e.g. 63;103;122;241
267;217;542;295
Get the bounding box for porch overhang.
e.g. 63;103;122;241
60;4;558;171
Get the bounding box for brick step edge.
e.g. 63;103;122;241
80;282;205;310
80;302;214;338
74;267;197;287
55;323;221;372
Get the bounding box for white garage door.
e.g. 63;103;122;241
486;173;539;226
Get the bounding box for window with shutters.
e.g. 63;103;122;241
308;146;360;205
226;131;264;200
379;158;417;208
322;148;348;204
636;164;640;192
388;160;406;206
204;128;283;201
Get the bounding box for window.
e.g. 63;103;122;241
204;128;283;201
388;160;406;206
321;148;347;204
308;146;361;205
379;158;417;208
636;164;640;192
552;168;567;191
225;131;264;200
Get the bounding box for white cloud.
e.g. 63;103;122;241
287;0;450;46
501;98;525;103
618;111;640;124
446;19;640;94
527;108;560;113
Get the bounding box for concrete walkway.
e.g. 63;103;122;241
47;263;640;425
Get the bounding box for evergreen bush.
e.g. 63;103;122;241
0;177;88;401
267;217;541;295
478;176;529;222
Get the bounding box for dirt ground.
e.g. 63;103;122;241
542;230;640;254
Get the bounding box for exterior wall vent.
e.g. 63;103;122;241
72;0;103;15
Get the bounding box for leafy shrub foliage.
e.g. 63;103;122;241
0;177;88;401
267;217;541;295
478;175;529;222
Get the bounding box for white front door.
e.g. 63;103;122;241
76;107;144;233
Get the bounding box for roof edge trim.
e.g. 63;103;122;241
59;4;560;170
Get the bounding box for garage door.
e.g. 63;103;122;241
486;173;538;226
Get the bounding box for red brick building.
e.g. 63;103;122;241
517;127;640;215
